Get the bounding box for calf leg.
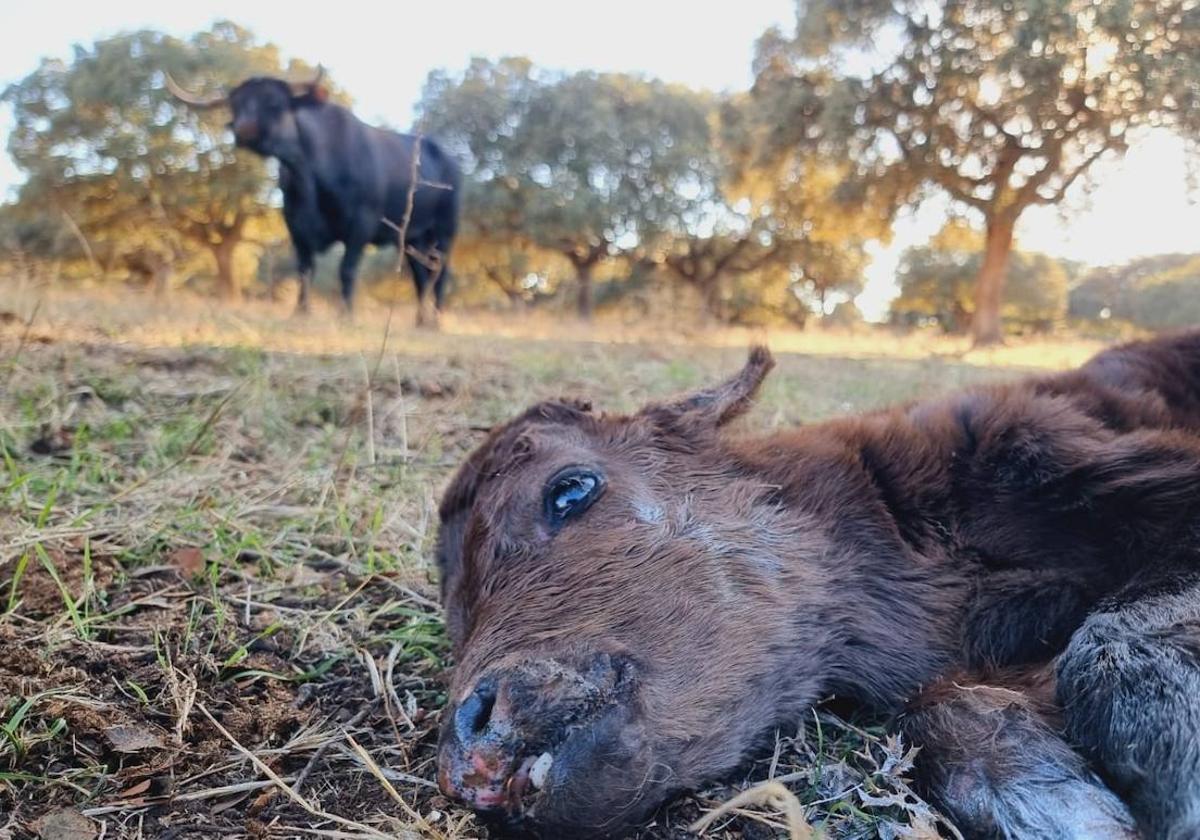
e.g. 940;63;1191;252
903;678;1137;839
1057;572;1200;839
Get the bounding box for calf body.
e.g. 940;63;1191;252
436;332;1200;838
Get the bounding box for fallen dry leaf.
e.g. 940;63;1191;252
168;547;205;578
117;778;153;798
32;809;96;840
288;564;330;587
104;724;166;753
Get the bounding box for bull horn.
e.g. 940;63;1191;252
164;73;227;109
290;64;325;96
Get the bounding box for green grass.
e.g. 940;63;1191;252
0;290;1067;838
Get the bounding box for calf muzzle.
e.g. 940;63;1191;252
438;653;636;822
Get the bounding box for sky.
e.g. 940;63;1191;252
2;0;1199;318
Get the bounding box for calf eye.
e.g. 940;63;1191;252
544;469;604;526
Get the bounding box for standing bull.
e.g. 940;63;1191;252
167;69;460;325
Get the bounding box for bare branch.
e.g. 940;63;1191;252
1033;137;1119;206
884;126;990;211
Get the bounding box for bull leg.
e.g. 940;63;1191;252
296;269;312;315
1057;572;1200;839
291;243;315;316
408;252;437;329
338;239;367;319
280;164;320;317
434;266;451;312
295;261;314;317
433;241;453;313
902;677;1138;839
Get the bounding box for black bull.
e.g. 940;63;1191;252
168;71;461;323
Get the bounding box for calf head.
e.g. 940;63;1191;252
436;349;836;837
165;68;327;157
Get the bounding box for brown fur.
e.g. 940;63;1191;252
435;333;1200;838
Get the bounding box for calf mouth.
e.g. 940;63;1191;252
439;655;641;828
468;707;645;840
474;748;558;824
459;699;626;818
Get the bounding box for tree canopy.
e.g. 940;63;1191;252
2;22;322;297
1070;252;1200;331
420;60;718;317
752;0;1200;343
419;59;882;321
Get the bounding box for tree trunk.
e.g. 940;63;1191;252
951;301;971;334
212;239;240;302
576;260;594;320
701;273;725;322
970;216;1016;346
152;265;172;299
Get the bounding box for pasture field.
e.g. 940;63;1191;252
0;286;1108;839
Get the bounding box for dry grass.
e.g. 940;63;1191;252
0;283;1101;839
0;281;1109;370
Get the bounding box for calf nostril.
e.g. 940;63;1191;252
454;680;497;742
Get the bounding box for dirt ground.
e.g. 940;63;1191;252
1;289;1102;839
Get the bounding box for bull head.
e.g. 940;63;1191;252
165;66;328;153
435;348;841;837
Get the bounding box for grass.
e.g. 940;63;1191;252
0;283;1103;838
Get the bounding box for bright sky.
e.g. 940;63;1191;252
2;0;1198;318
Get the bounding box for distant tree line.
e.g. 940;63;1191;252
890;221;1200;336
0;24;880;327
752;0;1200;342
414;57;887;323
0;23;328;300
2;1;1199;338
1069;253;1200;332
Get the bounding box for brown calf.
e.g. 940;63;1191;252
435;332;1200;838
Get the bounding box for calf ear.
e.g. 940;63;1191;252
643;346;775;430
